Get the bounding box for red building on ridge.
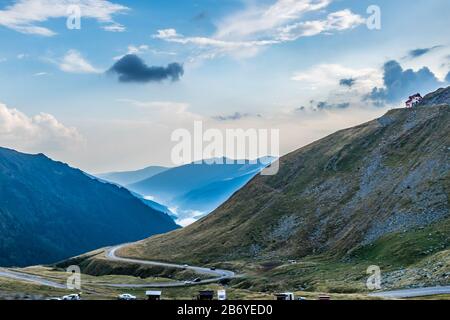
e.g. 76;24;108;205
405;93;423;108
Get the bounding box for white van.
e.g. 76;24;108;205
218;290;227;301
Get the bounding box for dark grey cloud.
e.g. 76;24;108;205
316;101;350;110
367;60;443;104
213;112;260;121
446;72;450;83
109;54;184;83
193;11;208;21
339;78;356;87
408;46;442;58
294;101;351;112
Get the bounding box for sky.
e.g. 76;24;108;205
0;0;449;173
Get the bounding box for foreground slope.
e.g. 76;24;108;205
0;148;178;267
121;88;450;266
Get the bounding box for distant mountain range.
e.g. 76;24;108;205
0;148;179;267
125;158;274;225
97;166;169;186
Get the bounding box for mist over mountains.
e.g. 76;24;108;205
125;158;274;225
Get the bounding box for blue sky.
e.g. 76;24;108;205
0;0;449;172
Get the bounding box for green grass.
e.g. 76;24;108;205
0;271;378;300
411;294;450;300
349;219;450;268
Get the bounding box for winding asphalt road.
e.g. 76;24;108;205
0;243;236;290
103;243;236;288
1;245;448;297
369;286;450;299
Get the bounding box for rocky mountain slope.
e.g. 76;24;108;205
0;148;179;267
120;87;450;268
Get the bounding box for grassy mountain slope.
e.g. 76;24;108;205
0;148;179;267
120;89;450;268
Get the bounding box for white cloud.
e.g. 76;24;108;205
154;29;278;59
278;9;365;41
113;44;177;61
154;29;276;48
0;102;83;152
58;50;101;73
119;99;191;115
113;45;149;60
216;0;332;39
291;64;381;90
290;63;383;110
153;1;364;59
0;0;129;36
17;53;28;59
102;22;125;32
126;45;150;55
117;99;201;126
155;28;179;39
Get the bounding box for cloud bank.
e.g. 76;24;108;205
368;60;445;104
58;50;101;74
109;55;184;83
0;0;128;36
212;112;255;121
0;102;83;152
153;1;364;59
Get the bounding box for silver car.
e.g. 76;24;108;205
118;293;137;300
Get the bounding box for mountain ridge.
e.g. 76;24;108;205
118;87;450;268
0;147;179;267
97;165;169;186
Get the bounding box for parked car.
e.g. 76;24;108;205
192;278;201;283
210;267;216;271
118;293;137;300
183;264;189;268
62;294;81;300
218;290;227;301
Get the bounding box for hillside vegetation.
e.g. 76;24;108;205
120;88;450;277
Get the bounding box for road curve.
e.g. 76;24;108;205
103;243;236;288
369;286;450;298
0;243;236;290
